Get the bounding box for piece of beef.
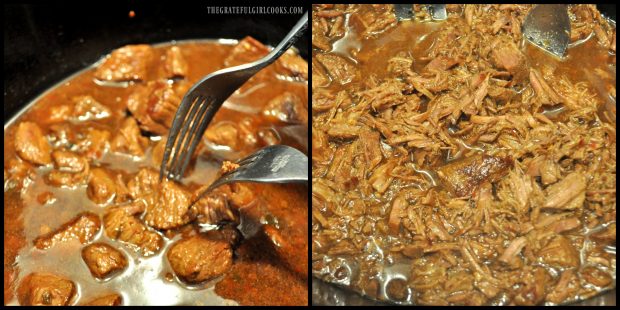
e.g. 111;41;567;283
167;234;233;284
103;203;163;257
126;167;195;230
491;36;525;74
529;68;562;105
95;44;155;81
423;55;459;73
543;171;586;210
275;50;308;81
315;53;357;85
164;46;188;78
127;167;160;199
312;58;331;88
71;95;111;121
590;223;615;244
81;293;123;306
143;179;195;230
14;122;52;165
46;150;90;187
326;124;360;140
81;243;128;279
581;266;612;288
360;130;383;171
538;235;580;268
127;80;183;135
33;212;101;250
110;117;150;157
87;168;117;204
262;92;308;125
17;273;76;306
223;183;256;208
193;192;238;225
204;121;240;150
436;154;513;197
78;128;111;160
224;36;270;67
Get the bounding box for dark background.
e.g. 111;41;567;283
4;2;308;122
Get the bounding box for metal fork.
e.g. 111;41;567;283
160;12;308;181
192;145;308;203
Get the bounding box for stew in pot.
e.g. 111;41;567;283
312;4;615;306
4;37;308;306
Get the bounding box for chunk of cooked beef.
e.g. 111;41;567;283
204;121;240;149
164;46;188;78
78;128;111;160
326;124;360;140
312;58;331;88
17;273;76;306
436;154;513;197
368;160;396;193
110;117;149;157
529;68;562;105
127;167;160;199
33;212;101;250
71;95;111;121
360;130;383;171
51;150;87;172
4;158;35;190
193;192;238;225
95;44;155;81
81;293;123;306
581;266;612;288
46;150;90;187
224;36;270;67
127;80;183;135
491;36;525;74
275;50;308;81
87;168;117;204
498;236;527;265
513;267;549;305
350;4;397;39
14;122;52;165
546;270;578;304
103;203;163;257
312;20;331;51
543;171;586;210
143;179;195;230
315;54;357;85
167;234;233;283
538;235;580;268
423;55;459;73
262;92;308;125
311;87;336;112
223;183;256;208
81;243;128;279
590;223;615;243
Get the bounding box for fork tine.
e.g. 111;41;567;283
176;97;221;178
169;96;212;180
236;151;261;166
160;94;198;180
164;94;202;179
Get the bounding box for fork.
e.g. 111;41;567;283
192;145;308;203
160;12;308;181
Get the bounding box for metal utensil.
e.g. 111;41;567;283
160;12;308;181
